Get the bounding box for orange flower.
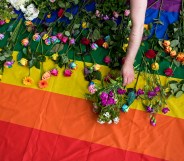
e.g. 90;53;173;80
23;77;34;85
38;80;48;88
162;40;170;47
170;50;177;57
164;46;172;54
176;52;184;62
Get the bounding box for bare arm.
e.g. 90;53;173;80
121;0;147;86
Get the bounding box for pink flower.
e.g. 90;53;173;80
124;9;130;16
57;33;63;40
113;11;119;18
61;36;68;43
95;10;100;17
0;20;5;26
164;68;174;76
69;38;75;45
104;56;111;64
50;68;59;76
64;69;72;77
88;84;97;94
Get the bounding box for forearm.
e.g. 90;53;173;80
125;0;147;65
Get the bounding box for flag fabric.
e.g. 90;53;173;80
0;1;184;161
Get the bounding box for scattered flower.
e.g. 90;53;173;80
42;71;51;80
162;107;170;114
124;9;130;16
50;68;59;76
19;58;28;66
38;79;48;89
64;69;72;77
23;76;34;86
21;38;29;46
145;49;157;59
164;68;174;76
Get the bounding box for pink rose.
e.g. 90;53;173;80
104;56;111;64
124;9;130;16
64;69;72;77
61;36;68;43
164;68;174;76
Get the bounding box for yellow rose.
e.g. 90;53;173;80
0;75;2;80
122;44;128;52
82;22;87;29
93;64;101;71
162;40;170;47
144;24;149;30
151;62;159;70
42;34;49;40
52;53;59;60
5;19;10;23
0;48;2;52
164;88;170;93
20;58;28;66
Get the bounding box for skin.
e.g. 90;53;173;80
121;0;147;86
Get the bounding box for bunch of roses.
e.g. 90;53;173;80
95;9;130;21
87;75;128;125
162;40;184;66
136;85;170;126
145;49;174;76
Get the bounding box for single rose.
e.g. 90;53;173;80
81;37;90;45
145;49;157;59
164;68;173;76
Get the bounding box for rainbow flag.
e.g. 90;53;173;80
0;1;184;161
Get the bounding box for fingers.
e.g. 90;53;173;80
123;75;134;86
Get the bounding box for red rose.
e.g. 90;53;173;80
81;37;90;45
95;39;105;46
104;56;111;64
164;68;173;76
145;49;157;59
58;8;64;18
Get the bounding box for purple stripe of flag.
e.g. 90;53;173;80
148;0;182;12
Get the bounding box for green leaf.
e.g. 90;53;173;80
170;83;178;90
0;56;5;61
37;55;46;62
22;48;27;55
58;1;65;8
93;71;102;81
182;84;184;91
170;40;179;47
175;91;183;98
173;59;180;67
17;52;23;61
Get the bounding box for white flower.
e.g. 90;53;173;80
113;117;119;124
108;120;112;124
22;4;39;21
103;112;110;118
97;119;105;124
7;0;29;10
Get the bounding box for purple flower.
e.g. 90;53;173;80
162;107;170;114
107;97;115;105
154;86;160;92
136;89;144;96
69;38;75;45
84;67;90;75
100;92;108;100
103;15;109;20
146;106;153;113
148;91;157;99
117;88;126;95
108;91;114;97
101;99;107;106
150;116;156;126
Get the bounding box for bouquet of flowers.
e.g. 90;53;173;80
86;72;136;124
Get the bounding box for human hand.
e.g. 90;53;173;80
121;62;135;86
